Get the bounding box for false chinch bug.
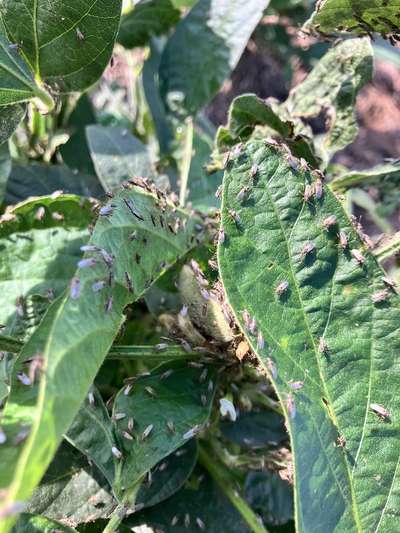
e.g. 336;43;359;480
370;403;390;420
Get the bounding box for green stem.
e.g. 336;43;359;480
103;482;141;533
373;231;400;262
33;83;55;113
198;444;269;533
179;117;194;207
107;344;205;361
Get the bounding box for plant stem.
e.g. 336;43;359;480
107;344;207;361
198;444;269;533
103;482;141;533
33;83;55;113
179;117;194;207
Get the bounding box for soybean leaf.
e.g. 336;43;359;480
126;467;250;532
66;387;117;487
118;0;180;49
221;410;287;450
0;185;202;532
86;126;152;192
0;33;44;106
331;163;400;217
218;140;400;531
1;1;122;93
0;195;92;337
159;0;270;117
136;439;198;509
5;164;104;205
142;38;174;155
27;443;116;527
13;513;77;532
245;472;294;527
216;94;318;166
0;141;11;202
60;95;97;177
187;127;222;212
284;38;372;157
0;104;25;145
305;0;400;38
112;361;217;497
0;334;23;353
0;352;13;403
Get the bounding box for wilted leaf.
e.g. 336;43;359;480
1;0;122;93
0;185;203;532
218;140;400;531
86;126;152;191
6;164;103;205
112;361;216;497
305;0;400;39
0;195;92;337
159;0;270;117
118;0;180;49
284;38;372;157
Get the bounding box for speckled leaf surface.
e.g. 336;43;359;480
112;361;216;496
26;443;115;527
0;195;92;337
305;0;400;38
0;0;122;92
284;38;372;157
218;140;400;532
0;104;25;145
159;0;270;117
0;186;202;532
118;0;180;49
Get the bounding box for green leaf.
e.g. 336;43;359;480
1;0;122;93
125;467;250;532
60;95;97;177
26;443;115;527
66;387;117;487
118;0;180;49
159;0;270;117
5;164;104;205
0;32;48;107
13;513;77;532
112;361;216;496
221;410;286;450
216;94;318;166
0;195;92;337
136;439;198;509
305;0;400;38
218;140;400;532
284;38;372;157
0;141;11;202
86;126;152;192
0;185;203;532
0;104;25;145
245;472;293;527
0;334;23;353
